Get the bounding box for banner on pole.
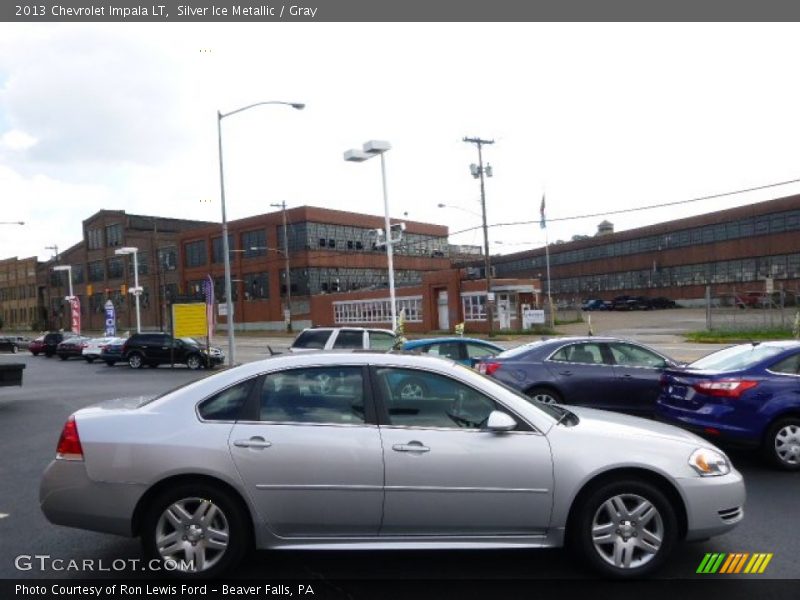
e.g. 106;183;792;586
69;296;81;335
104;300;116;336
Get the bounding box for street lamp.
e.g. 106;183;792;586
437;203;482;219
270;201;293;332
0;221;24;225
52;265;74;333
115;247;142;333
344;140;398;330
218;100;305;366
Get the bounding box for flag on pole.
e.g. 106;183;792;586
539;194;546;229
203;274;215;343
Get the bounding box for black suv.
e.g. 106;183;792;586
121;333;224;370
43;332;77;357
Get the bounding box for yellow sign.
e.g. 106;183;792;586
172;303;208;338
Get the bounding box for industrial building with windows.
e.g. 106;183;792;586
489;194;800;305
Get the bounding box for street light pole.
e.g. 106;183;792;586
115;247;142;333
217;100;305;366
344;140;397;331
463;136;495;336
270;201;292;332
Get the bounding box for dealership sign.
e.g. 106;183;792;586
104;300;116;336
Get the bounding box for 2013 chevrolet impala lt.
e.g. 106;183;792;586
40;352;745;578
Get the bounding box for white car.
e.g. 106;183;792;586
82;336;124;363
289;327;397;353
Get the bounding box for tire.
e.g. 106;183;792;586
395;377;429;399
141;482;249;578
32;352;39;356
105;361;116;367
186;354;202;370
128;353;144;369
11;345;18;354
762;417;800;471
59;355;68;361
572;479;677;578
526;386;563;405
85;357;95;363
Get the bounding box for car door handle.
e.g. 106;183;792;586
392;442;430;453
233;437;272;449
559;370;573;376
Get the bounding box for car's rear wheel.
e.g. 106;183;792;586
572;480;677;578
128;353;144;369
186;354;202;370
141;483;248;578
526;386;562;405
763;417;800;471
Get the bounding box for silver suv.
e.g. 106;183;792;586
289;327;397;353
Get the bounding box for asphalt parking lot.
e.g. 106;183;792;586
1;346;798;587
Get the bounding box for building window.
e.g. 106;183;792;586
105;223;122;247
72;264;84;284
87;228;103;250
213;276;239;302
107;257;124;279
242;230;267;257
185;240;207;268
462;293;487;321
333;296;423;324
212;235;235;264
88;261;105;282
158;246;177;271
245;272;269;300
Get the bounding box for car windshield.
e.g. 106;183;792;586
180;337;201;346
690;344;788;371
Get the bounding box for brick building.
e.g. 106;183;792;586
41;210;213;332
179;206;452;331
488;194;800;305
0;256;41;330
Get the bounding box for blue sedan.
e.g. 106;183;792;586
656;341;800;470
402;337;504;366
477;336;679;416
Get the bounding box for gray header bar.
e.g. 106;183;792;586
3;0;800;22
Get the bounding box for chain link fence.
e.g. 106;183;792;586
706;286;800;332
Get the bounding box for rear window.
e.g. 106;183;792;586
292;330;331;349
690;344;788;372
496;341;544;360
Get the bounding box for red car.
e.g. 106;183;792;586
29;335;46;356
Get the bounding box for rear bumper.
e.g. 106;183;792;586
40;460;144;537
655;402;762;447
677;469;746;541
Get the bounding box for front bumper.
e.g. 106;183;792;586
677;468;746;541
40;459;145;537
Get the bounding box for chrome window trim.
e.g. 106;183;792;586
235;420;378;428
606;341;670;369
765;368;800;378
378;423;542;436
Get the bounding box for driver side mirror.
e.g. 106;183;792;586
486;410;517;432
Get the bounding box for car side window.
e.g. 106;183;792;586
292;330;330;349
770;353;800;375
426;342;462;360
259;367;366;425
550;343;604;364
466;343;499;359
609;343;666;368
198;377;257;421
374;367;498;429
368;331;396;351
332;330;364;349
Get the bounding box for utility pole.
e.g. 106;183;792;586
45;245;59;330
271;201;292;332
463;136;495;337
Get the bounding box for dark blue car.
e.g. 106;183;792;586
402;337;504;366
656;341;800;470
477;337;679;416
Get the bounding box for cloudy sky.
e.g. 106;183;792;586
2;23;800;261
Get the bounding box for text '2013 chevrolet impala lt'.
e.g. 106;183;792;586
40;352;745;578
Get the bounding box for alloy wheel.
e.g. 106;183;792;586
154;497;230;573
591;493;664;570
774;423;800;466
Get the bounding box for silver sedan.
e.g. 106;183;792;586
40;352;745;578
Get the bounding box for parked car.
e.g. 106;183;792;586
649;296;677;309
0;336;20;353
581;298;609;311
477;336;681;416
43;332;76;357
100;339;126;367
657;341;800;470
402;337;504;367
40;352;744;578
611;296;651;311
28;335;47;356
56;336;91;360
121;332;224;370
734;292;770;309
289;327;397;353
82;336;124;363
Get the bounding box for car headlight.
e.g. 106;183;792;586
689;448;731;477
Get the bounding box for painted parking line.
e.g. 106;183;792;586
0;513;9;519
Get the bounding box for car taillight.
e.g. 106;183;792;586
479;362;501;376
692;379;758;398
56;416;83;461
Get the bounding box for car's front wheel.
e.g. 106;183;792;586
186;354;202;370
11;345;18;354
763;417;800;471
572;480;677;578
128;353;144;369
141;483;249;578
